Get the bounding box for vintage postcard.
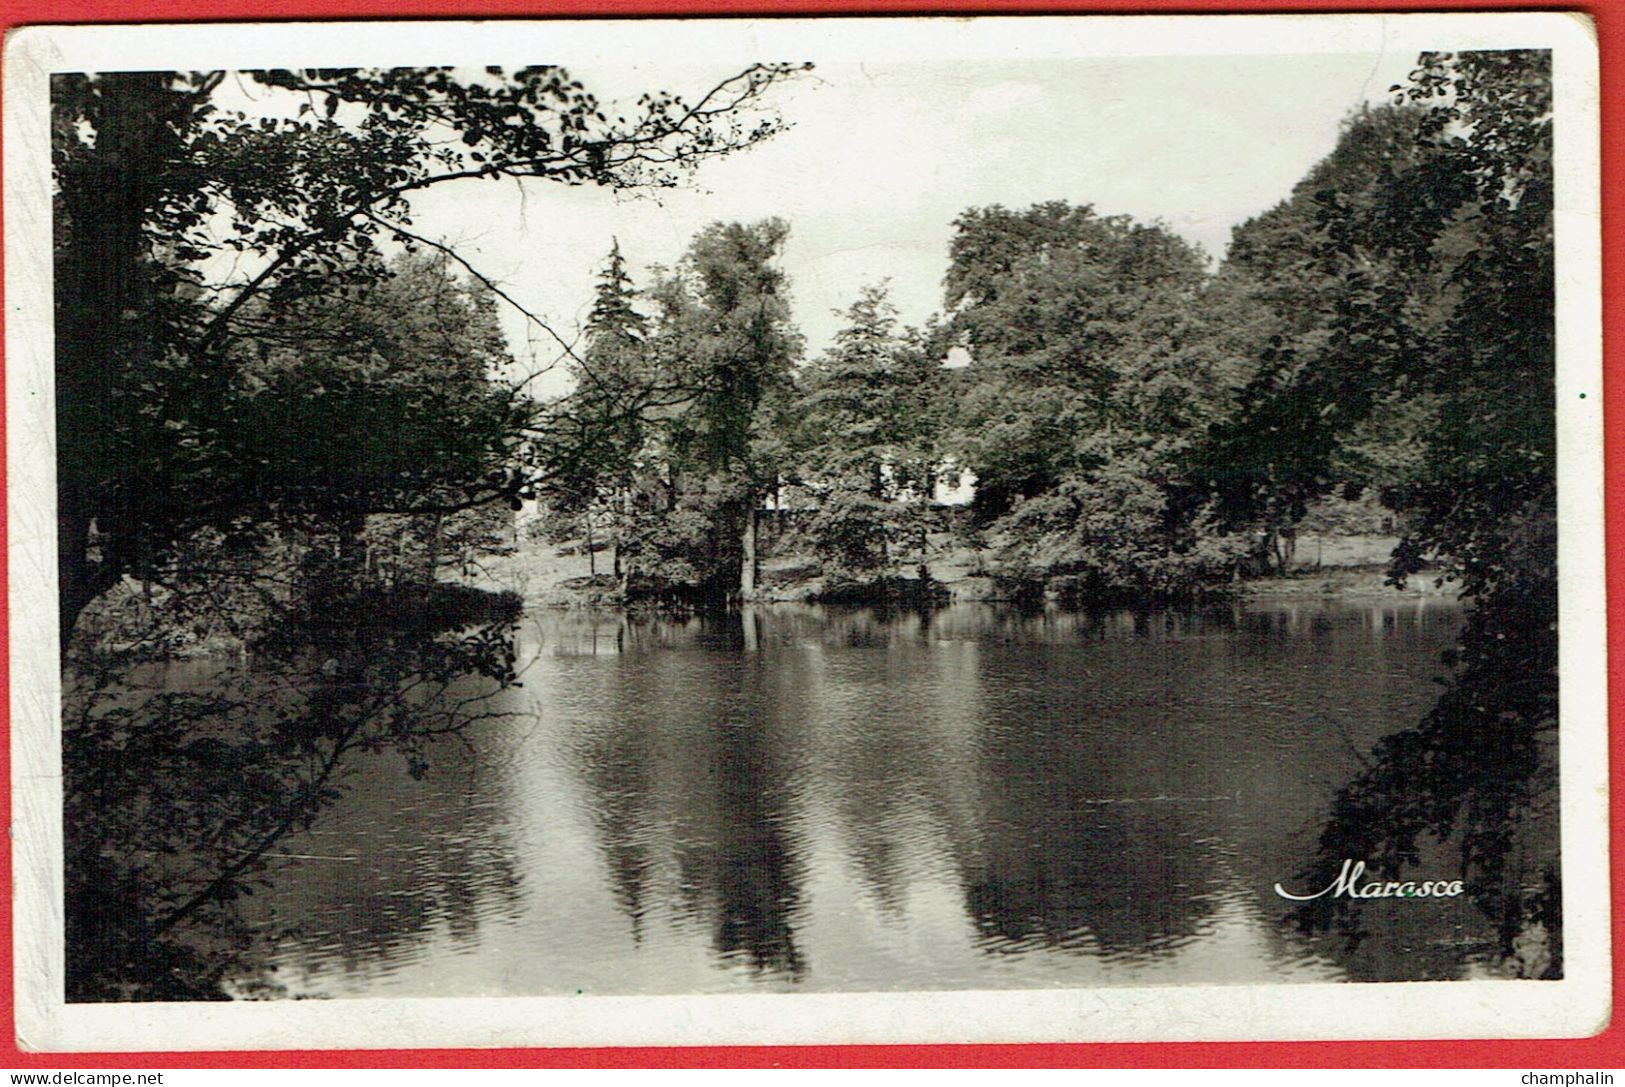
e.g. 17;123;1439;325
5;12;1607;1051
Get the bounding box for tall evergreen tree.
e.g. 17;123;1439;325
586;239;648;349
616;220;802;601
792;284;940;579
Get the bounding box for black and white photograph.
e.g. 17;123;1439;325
6;14;1607;1050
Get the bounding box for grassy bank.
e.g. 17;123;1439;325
458;527;1457;609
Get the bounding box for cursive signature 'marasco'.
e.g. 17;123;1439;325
1274;859;1466;901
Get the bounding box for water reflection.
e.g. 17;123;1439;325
573;640;808;980
64;615;522;1002
1284;572;1562;980
244;727;527;990
232;597;1521;998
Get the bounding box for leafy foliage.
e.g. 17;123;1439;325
1280;51;1559;974
52;64;809;643
610;221;803;601
661;219;803;474
1180;104;1441;571
791;284;941;581
940;202;1240;594
66;604;522;1001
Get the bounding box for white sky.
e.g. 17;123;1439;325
271;52;1422;393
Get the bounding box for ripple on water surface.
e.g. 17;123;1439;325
235;599;1502;998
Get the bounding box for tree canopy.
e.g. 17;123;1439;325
937;202;1242;593
52;64;809;644
789;284;941;579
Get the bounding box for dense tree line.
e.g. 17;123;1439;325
541;51;1551;626
52;63;809;650
55;54;1552;630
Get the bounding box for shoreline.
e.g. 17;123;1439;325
460;537;1461;613
79;544;1459;662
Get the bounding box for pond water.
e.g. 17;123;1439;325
228;597;1507;997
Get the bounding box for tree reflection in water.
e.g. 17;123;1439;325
1289;571;1560;980
710;712;804;979
555;601;1472;991
63;607;521;1002
587;610;808;980
79;594;1538;997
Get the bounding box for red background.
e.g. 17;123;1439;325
0;0;1618;1069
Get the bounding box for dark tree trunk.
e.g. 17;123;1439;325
614;486;629;581
57;491;122;652
699;487;751;605
54;73;186;645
